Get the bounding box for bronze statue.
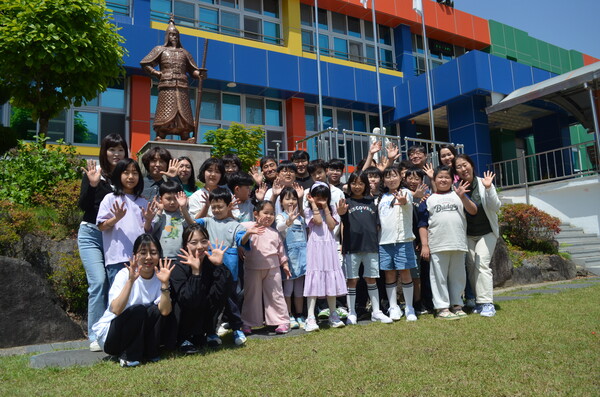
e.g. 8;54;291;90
141;18;207;142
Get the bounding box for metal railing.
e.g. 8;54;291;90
150;9;284;46
301;44;397;71
488;139;599;192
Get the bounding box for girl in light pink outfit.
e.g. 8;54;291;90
241;200;291;334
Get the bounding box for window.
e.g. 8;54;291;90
222;94;241;122
300;4;395;70
107;0;130;16
412;33;466;75
265;100;282;126
246;97;263;125
151;0;282;45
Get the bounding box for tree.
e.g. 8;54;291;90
204;123;265;171
0;0;126;137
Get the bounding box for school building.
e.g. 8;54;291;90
1;0;599;177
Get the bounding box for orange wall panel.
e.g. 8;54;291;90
130;75;152;159
583;54;600;66
285;97;306;155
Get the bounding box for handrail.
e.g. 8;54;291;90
488;139;599;196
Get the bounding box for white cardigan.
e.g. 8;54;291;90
471;176;501;238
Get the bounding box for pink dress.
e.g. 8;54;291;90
303;206;348;298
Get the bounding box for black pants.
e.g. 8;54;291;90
222;279;243;331
104;304;167;362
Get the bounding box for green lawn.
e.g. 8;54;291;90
1;282;599;396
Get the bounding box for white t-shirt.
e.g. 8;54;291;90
424;191;468;253
188;187;212;218
378;189;415;245
91;268;162;347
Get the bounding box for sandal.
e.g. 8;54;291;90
452;307;468;318
436;309;460;320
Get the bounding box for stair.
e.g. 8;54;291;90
556;223;600;276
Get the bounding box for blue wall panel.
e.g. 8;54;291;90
532;68;553;83
511;61;534;89
489;56;514;94
267;52;299;92
235;46;267;87
407;75;428;115
327;64;355;101
298;58;319;97
473;52;492;91
354;69;379;105
457;52;480;94
205;41;235;82
432;60;460;104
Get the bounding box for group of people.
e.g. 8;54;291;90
78;134;500;368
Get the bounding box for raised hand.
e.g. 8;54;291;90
161;158;181;178
250;165;263;185
423;163;434;180
293;182;304;199
455;179;471;197
142;198;160;222
175;191;188;209
386;142;399;161
178;247;202;273
83;159;101;187
414;183;428;199
336;198;348;216
125;256;140;282
255;182;268;201
369;140;382;155
207;239;228;266
393;190;408;206
285;204;300;225
272;177;283;197
247;223;266;235
482;170;496;189
111;200;127;221
155;258;174;283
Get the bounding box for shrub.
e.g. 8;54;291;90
203;122;265;171
33;179;83;236
0;135;85;205
500;204;561;254
48;252;88;315
0;200;35;254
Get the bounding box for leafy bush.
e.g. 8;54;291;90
500;204;561;254
203;122;265;171
0;135;85;205
48;252;88;315
33;179;83;236
0;200;35;254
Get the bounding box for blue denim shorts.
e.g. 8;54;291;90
379;242;417;271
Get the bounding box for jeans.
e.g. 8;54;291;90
77;222;108;342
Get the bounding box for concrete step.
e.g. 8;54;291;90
557;229;594;238
557;237;600;246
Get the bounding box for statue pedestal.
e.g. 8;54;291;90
138;140;212;172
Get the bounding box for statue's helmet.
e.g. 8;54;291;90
164;17;181;47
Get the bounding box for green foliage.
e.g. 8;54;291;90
0;200;35;254
0;0;127;135
48;252;88;315
203;122;265;171
33;179;83;236
0;135;85;205
500;204;561;254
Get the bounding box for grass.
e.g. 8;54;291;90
1;283;599;396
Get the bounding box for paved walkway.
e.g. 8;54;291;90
2;276;598;369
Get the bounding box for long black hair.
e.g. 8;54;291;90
133;233;163;259
99;133;128;179
112;158;144;198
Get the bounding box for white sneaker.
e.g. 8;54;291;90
119;358;140;367
89;341;102;352
328;312;345;328
217;322;230;337
304;316;320;332
346;314;358;325
388;305;403;321
371;310;393;324
405;307;417;322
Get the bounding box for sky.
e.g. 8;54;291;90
453;0;600;59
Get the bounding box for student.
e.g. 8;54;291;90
78;133;128;352
264;160;304;214
275;186;307;329
378;167;418;322
407;145;432;189
140;146;180;200
326;158;345;190
418;166;477;320
92;234;174;367
223;154;242;176
363;166;383;197
454;154;500;317
147;180;194;259
189;157;226;218
250;155;278;189
227;171;255;222
195;187;259;346
170;224;232;353
291;150;313;189
177;156;198;197
337;171;392;325
303;182;348;332
97;159;157;285
241;201;291;334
